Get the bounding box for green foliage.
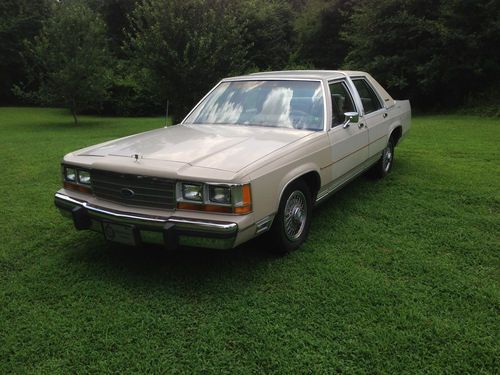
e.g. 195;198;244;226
292;0;355;69
0;107;499;373
125;0;249;120
2;0;499;114
342;0;500;109
240;0;294;71
16;1;113;123
86;0;138;55
0;0;51;103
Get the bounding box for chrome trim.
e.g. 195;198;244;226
62;164;92;188
327;78;360;128
255;215;274;234
350;76;385;115
175;181;246;208
91;169;176;210
168;217;237;232
284;190;307;241
55;192;238;234
315;155;380;203
205;181;245;187
56;193;165;222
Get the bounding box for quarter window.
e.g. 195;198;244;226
329;81;356;127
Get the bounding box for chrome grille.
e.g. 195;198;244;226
91;170;176;209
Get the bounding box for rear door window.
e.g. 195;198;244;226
352;79;382;114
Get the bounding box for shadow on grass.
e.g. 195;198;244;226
61;232;281;293
59;161;412;294
63;179;364;264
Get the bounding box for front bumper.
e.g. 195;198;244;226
54;192;238;249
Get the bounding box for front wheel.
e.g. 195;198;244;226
372;138;395;178
268;180;312;254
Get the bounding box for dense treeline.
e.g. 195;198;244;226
1;0;499;122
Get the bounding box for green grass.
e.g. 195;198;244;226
0;107;498;374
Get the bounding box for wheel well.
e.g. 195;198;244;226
390;126;403;146
299;171;321;201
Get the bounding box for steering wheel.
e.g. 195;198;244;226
290;110;311;129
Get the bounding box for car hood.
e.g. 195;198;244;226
77;124;315;173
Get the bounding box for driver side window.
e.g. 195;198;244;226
329;81;356;127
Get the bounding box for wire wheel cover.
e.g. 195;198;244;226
284;190;307;241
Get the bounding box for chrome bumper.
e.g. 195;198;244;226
54;193;238;249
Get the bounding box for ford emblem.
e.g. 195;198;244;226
120;188;135;198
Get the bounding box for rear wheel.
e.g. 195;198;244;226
372;138;395;178
268;180;312;254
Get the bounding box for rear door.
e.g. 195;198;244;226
351;77;391;158
327;80;369;181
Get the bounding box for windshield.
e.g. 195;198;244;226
184;80;325;131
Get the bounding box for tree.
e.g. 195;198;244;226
16;1;113;124
342;0;500;110
86;0;138;56
292;0;356;69
436;0;500;109
239;0;294;71
0;0;51;104
126;0;249;120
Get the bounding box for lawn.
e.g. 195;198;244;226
0;107;498;374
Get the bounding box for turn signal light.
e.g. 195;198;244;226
234;184;252;214
64;181;92;194
177;202;233;213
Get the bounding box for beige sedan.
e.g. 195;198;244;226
55;70;411;253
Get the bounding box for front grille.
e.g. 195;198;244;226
91;169;176;210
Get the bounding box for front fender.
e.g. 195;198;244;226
275;163;321;213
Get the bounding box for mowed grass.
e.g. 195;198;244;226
0;107;498;374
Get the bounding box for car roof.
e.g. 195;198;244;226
224;70;368;81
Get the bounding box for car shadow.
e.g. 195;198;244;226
60;162;410;294
61;231;283;296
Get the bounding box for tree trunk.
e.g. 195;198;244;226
70;102;78;125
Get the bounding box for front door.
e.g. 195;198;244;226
327;80;369;183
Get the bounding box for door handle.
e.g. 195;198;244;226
383;113;388;118
358;123;364;129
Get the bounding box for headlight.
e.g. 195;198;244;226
177;182;252;214
182;183;203;202
77;170;91;185
62;165;92;194
209;185;231;204
65;167;76;182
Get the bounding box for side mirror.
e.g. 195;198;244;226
342;112;359;129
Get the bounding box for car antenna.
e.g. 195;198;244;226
165;99;170;127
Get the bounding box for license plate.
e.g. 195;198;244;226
102;222;137;246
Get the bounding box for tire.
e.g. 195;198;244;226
268;179;313;254
371;138;395;179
